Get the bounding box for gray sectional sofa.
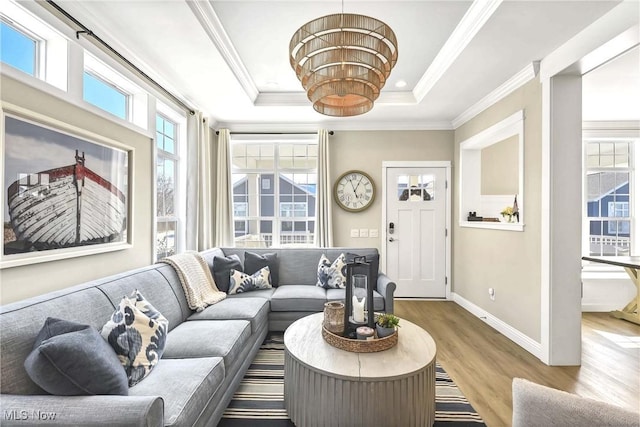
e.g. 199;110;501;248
0;247;395;427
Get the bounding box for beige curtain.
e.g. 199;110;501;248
314;129;333;247
185;112;214;251
213;129;234;247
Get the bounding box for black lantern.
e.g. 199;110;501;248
344;255;375;338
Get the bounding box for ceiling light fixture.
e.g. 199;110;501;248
289;5;398;117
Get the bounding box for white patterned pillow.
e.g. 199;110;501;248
316;253;347;289
228;266;272;294
101;290;168;386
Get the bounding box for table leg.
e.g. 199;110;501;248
611;267;640;325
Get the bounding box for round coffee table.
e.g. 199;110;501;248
284;312;437;427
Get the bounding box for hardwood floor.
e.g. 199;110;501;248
394;300;640;427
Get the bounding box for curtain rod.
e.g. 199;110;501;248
46;1;196;116
215;131;334;135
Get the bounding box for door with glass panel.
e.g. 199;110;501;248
385;167;447;298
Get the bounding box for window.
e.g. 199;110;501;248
83;71;128;119
231;137;317;247
156;113;180;259
585;141;633;256
83;52;148;128
1;20;37;76
1;1;68;90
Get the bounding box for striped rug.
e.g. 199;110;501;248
218;334;485;427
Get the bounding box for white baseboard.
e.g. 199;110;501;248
452;292;543;360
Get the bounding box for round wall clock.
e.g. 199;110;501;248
333;170;376;212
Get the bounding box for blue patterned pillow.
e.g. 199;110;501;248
316;253;347;289
101;290;168;386
228;266;272;294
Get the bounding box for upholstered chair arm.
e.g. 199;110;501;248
376;273;397;314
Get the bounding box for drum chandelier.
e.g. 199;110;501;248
289;12;398;117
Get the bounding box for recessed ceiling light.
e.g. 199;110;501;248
395;80;407;88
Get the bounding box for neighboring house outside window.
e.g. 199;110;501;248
156;114;179;259
231;138;317;248
585;140;633;256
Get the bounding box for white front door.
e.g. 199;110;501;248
385;166;448;298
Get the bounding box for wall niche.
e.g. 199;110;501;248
459;110;524;231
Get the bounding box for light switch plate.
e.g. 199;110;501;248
369;229;379;238
359;228;369;238
350;229;360;238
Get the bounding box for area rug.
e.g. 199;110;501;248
217;334;485;427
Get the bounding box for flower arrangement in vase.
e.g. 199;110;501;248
500;206;515;223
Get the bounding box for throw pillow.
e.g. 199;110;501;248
24;318;128;395
212;254;243;293
316;253;347;289
346;252;380;291
228;266;272;294
101;290;169;387
244;251;279;286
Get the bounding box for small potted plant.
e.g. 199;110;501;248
375;313;400;338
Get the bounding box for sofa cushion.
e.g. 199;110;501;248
229;267;272;295
129;357;225;427
187;297;269;333
316;253;347;289
271;285;328;312
24;318;128;396
244;251;280;286
212;254;243;293
101;291;168;386
326;289;385;311
163;320;251;372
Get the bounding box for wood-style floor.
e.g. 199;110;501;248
394;301;640;427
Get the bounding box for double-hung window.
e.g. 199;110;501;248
156;113;181;259
584;140;634;256
231;136;318;247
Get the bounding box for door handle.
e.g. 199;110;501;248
388;237;396;242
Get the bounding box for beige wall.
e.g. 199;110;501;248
453;79;542;341
0;75;154;304
330;130;454;248
481;135;519;195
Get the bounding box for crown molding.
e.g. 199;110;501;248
413;0;503;103
254;90;417;107
187;1;259;102
452;61;540;129
216;120;454;133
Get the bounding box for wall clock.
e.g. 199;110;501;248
333;170;376;212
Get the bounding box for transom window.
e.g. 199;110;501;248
585;140;633;256
231;137;317;248
83;71;128;120
1;20;37;76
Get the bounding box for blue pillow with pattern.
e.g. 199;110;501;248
228;266;272;294
316;253;347;289
101;290;168;387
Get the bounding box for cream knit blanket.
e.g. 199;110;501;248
161;252;226;312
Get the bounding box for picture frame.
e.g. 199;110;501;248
1;103;134;269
